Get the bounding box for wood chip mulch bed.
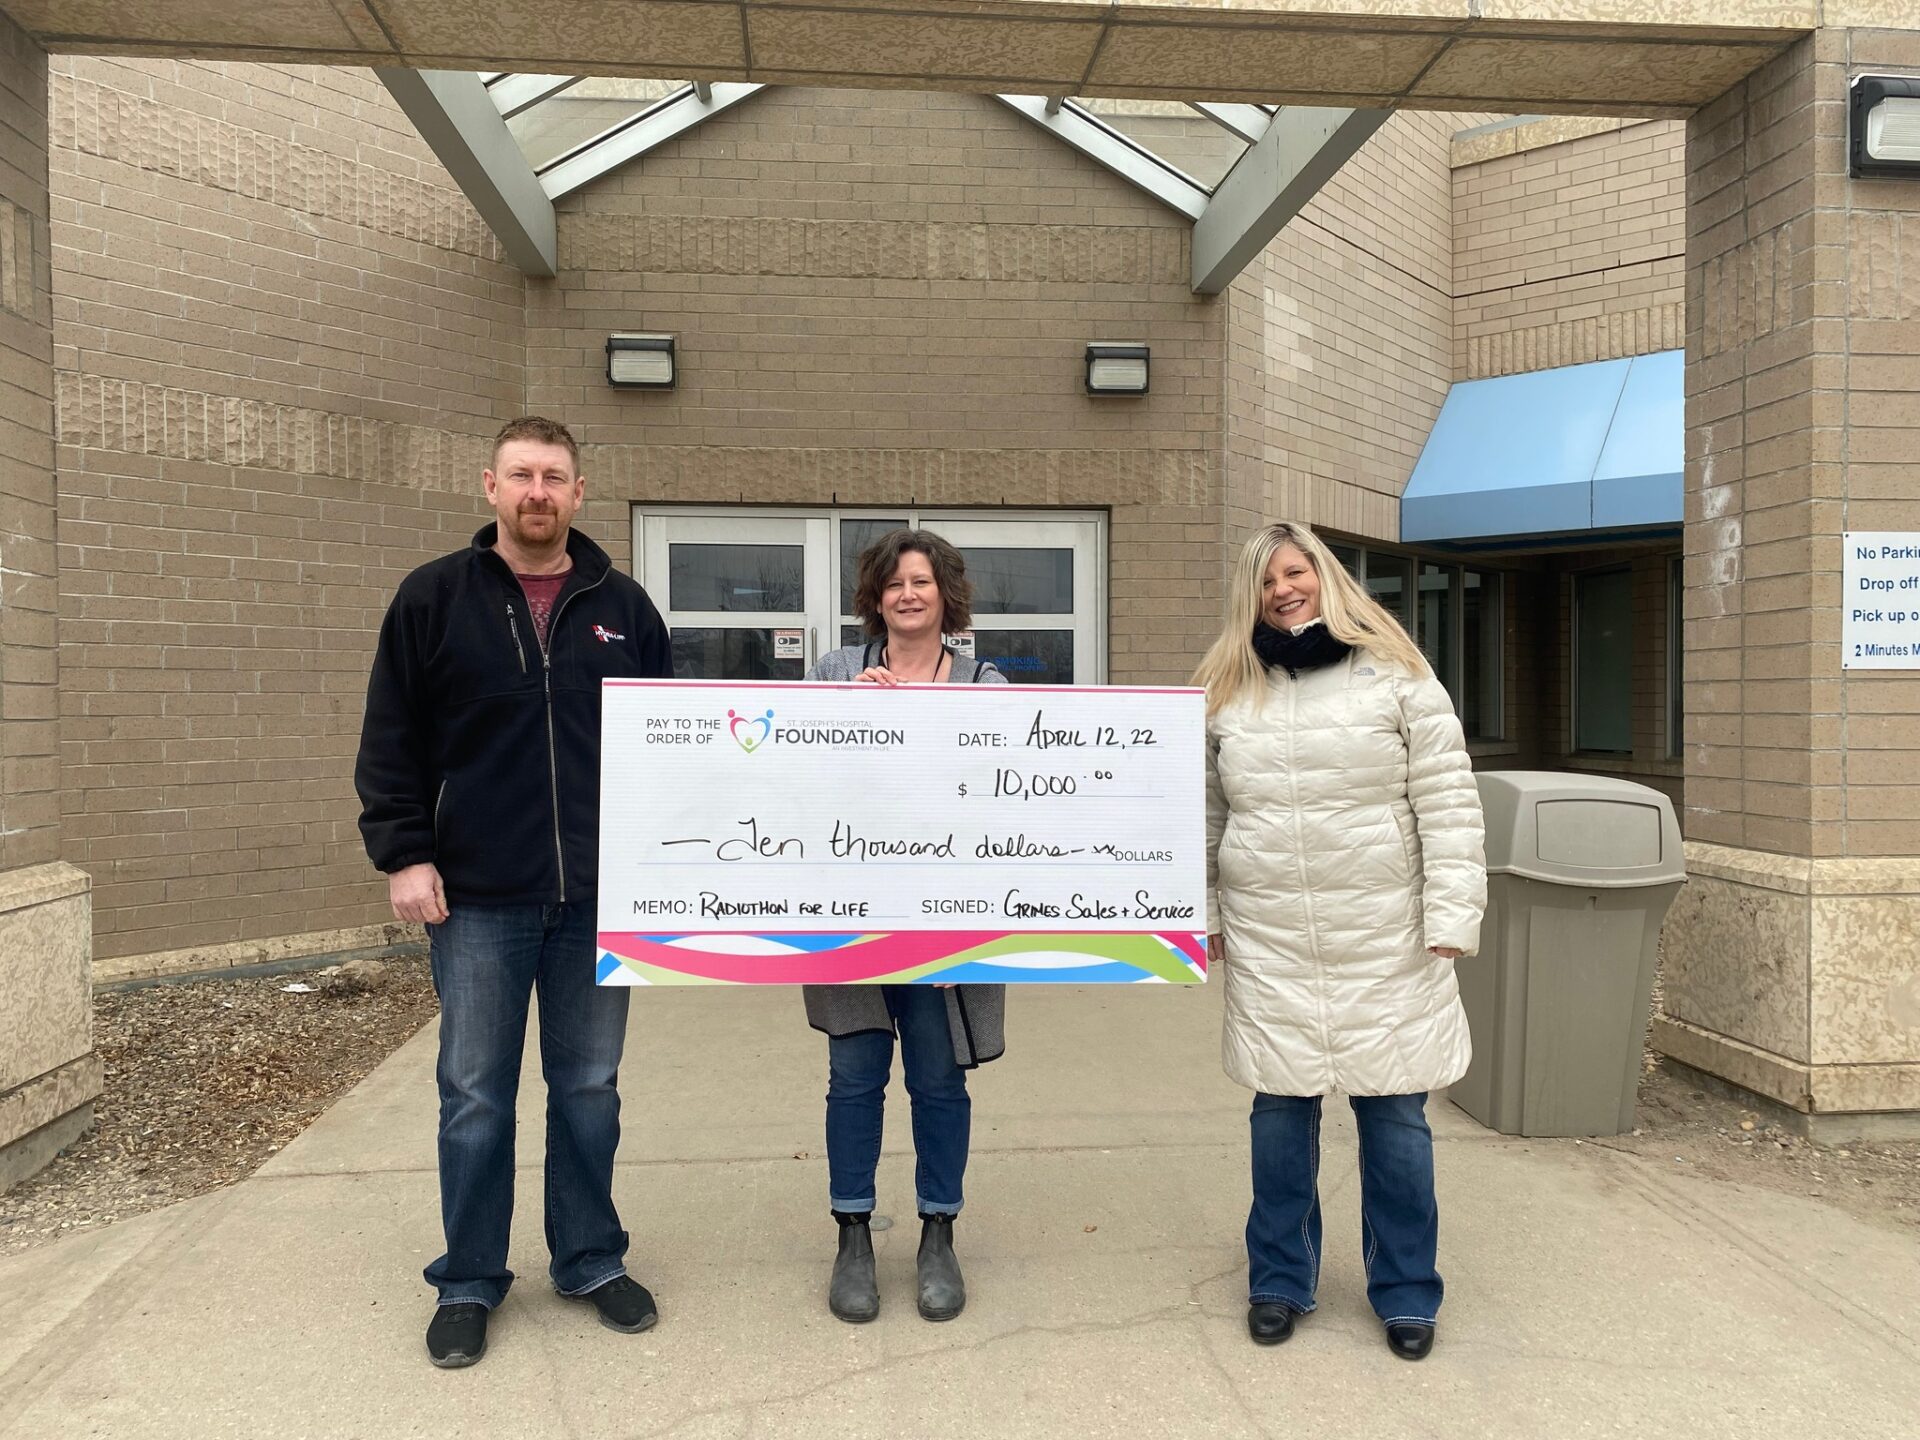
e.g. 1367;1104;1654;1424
0;957;438;1258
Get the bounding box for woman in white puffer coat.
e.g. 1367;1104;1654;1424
1196;523;1486;1362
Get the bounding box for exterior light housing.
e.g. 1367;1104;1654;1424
1085;343;1149;396
1850;74;1920;179
606;333;676;388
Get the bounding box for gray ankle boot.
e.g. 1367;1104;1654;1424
916;1213;966;1321
828;1213;879;1323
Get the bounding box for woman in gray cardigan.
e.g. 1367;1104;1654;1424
803;528;1007;1326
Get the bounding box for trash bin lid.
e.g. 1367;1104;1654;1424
1474;770;1686;887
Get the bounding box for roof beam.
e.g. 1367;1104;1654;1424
487;73;583;119
1191;106;1388;294
380;68;557;277
539;83;766;200
993;95;1209;222
1186;102;1272;145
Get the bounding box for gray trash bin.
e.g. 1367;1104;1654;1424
1450;771;1686;1137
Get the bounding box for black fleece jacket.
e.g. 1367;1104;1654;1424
355;523;671;906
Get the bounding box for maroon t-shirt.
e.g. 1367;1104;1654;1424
514;566;572;652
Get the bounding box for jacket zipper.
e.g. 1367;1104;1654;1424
506;604;528;673
1285;671;1337;1090
538;568;609;904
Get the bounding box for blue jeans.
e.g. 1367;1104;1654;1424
425;902;631;1308
825;986;970;1216
1247;1091;1443;1326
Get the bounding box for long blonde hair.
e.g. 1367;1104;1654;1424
1192;523;1429;715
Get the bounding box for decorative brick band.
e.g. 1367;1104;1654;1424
55;372;1215;509
1697;218;1809;360
54;372;493;493
0;194;34;320
559;213;1188;286
1462;301;1683;379
51;71;503;263
587;437;1213;509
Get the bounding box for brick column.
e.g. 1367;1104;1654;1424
0;13;96;1191
1660;28;1920;1137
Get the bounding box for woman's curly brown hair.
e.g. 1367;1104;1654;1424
851;529;973;638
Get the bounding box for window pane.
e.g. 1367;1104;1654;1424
670;627;805;681
1417;563;1456;697
1575;569;1634;753
838;518;908;612
1462;569;1503;741
841;623;866;652
971;629;1073;684
1365;554;1413;628
1326;542;1360;580
961;548;1074;615
669;543;803;613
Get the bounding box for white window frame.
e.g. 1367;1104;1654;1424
631;505;1108;683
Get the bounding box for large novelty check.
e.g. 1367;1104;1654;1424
595;679;1207;985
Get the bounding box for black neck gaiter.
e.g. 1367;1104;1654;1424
1252;620;1353;677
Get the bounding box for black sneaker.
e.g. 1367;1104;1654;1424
578;1275;658;1334
425;1302;489;1368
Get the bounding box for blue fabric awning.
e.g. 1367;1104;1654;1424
1401;350;1682;544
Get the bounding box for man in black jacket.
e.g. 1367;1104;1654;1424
355;416;671;1368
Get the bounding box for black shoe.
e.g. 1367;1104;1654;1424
829;1213;880;1323
916;1213;965;1321
425;1302;488;1368
1246;1303;1295;1346
579;1275;659;1334
1385;1321;1435;1361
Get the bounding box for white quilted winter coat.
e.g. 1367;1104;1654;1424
1205;646;1486;1098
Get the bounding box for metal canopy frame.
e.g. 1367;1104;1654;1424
395;71;1382;291
383;71;767;274
537;83;765;200
379;68;558;277
998;94;1387;293
993;95;1210;221
1191;106;1391;293
486;73;582;119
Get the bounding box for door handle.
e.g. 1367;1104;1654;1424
808;627;818;666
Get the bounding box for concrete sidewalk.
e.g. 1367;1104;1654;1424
2;981;1916;1439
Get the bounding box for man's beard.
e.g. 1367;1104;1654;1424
508;508;561;543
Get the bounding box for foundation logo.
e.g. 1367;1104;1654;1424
727;708;775;753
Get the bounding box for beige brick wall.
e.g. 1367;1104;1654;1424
1453;119;1686;380
0;17;56;873
530;87;1225;685
1225;111;1460;550
1834;30;1920;859
49;59;528;963
1684;30;1920;859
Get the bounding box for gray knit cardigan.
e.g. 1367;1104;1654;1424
799;641;1008;1067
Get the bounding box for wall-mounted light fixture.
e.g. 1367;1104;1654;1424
1085;343;1149;396
1850;74;1920;179
606;333;676;388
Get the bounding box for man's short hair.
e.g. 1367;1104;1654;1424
492;416;580;470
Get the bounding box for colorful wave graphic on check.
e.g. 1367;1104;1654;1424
596;930;1208;985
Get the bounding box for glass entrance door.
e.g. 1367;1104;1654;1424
635;508;1105;683
637;513;832;679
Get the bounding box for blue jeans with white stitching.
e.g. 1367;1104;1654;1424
825;986;970;1216
1247;1090;1442;1325
425;902;630;1308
